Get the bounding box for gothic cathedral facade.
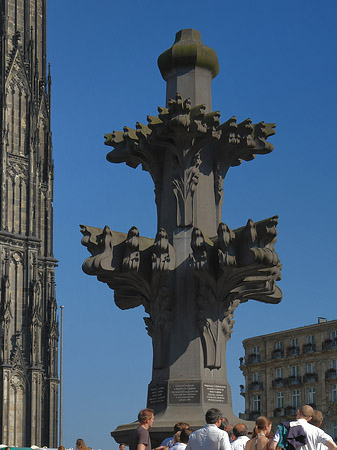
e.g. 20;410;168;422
0;0;58;447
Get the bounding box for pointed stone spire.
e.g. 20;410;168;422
158;28;219;111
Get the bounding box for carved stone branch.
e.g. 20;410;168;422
81;224;175;369
213;117;275;206
104;94;275;228
190;216;281;369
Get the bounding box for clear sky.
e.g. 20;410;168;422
47;1;337;449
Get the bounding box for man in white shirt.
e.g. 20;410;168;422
231;424;249;450
270;405;337;450
186;408;231;450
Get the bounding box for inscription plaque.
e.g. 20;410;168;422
169;381;201;404
147;382;167;407
203;383;227;404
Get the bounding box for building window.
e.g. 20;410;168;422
332;385;337;403
291;338;298;347
331;359;337;370
291;366;299;377
252;346;260;355
306;335;314;344
276;368;283;379
307;387;316;405
331;422;337;443
292;390;300;407
276;391;284;408
331;331;337;348
306;363;315;374
275;341;282;349
252;373;260;382
252;395;261;412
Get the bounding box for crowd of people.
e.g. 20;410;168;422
123;405;337;450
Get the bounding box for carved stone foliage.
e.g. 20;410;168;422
105;93;275;227
190;216;282;370
81;225;175;369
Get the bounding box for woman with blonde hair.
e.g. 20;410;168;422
76;439;88;450
245;416;272;450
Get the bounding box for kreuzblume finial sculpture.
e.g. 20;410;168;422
81;29;282;443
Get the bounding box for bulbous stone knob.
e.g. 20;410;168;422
158;29;219;80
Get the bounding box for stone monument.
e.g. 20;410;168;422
81;29;282;444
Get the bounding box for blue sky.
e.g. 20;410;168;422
47;1;337;449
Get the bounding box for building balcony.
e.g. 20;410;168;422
326;369;337;380
239;412;260;421
248;381;263;391
302;343;316;354
286;346;300;357
286;375;302;385
272;378;286;388
303;373;318;382
274;407;284;417
284;406;297;416
322;339;337;350
246;354;261;364
271;349;284;360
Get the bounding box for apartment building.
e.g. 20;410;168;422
239;318;337;440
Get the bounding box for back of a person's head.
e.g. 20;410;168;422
174;431;182;443
252;417;270;438
310;410;323;427
76;439;87;450
138;408;154;424
222;417;229;427
299;405;314;419
233;423;248;438
174;422;191;433
205;408;223;424
180;428;193;444
58;446;65;450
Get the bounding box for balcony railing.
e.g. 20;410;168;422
271;349;284;359
248;381;263;391
287;375;302;385
322;339;337;350
286;346;300;357
274;407;284;417
246;354;261;364
303;373;318;382
326;369;337;380
272;378;286;388
285;406;297;416
302;343;316;354
239;412;260;421
240;384;245;396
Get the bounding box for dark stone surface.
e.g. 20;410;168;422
83;28;282;444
